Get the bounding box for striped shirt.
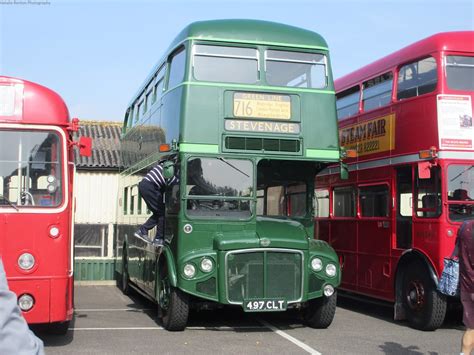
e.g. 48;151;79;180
143;163;179;190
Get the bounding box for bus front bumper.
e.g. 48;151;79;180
7;275;73;324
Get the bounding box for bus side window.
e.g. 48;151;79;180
314;189;329;217
415;166;441;218
333;186;356;217
266;186;285;216
397;57;437;100
167;47;186;90
336;86;360;120
359;185;389;217
362;72;393;112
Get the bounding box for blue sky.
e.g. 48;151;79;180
0;0;472;121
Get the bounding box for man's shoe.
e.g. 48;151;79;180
152;238;164;246
134;228;150;243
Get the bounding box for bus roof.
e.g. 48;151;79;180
128;20;329;109
335;31;474;92
0;76;69;126
169;19;328;50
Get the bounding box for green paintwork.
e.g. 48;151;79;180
179;143;219;154
116;20;342;316
74;258;115;281
305;149;340;160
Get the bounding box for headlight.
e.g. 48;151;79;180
324;285;335;297
325;263;337;277
200;258;213;273
311;257;323;272
183;263;196;279
18;253;35;270
18;294;34;311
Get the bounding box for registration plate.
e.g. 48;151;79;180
233;92;291;120
243;299;287;312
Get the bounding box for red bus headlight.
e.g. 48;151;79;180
18;294;35;311
18;253;35;270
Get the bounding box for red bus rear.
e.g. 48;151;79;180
315;32;474;330
0;76;90;334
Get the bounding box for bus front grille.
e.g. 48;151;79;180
224;137;301;153
226;250;303;304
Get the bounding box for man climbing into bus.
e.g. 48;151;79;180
134;160;179;245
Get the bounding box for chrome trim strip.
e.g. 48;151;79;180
224;248;304;305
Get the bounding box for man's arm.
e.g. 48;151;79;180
0;258;45;355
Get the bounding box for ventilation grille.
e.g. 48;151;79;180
225;137;300;153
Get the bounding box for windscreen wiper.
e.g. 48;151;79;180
218;157;250;178
450;165;474;182
0;194;19;211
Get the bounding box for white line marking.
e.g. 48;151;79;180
75;308;152;312
71;327;163;331
258;320;321;355
70;325;265;331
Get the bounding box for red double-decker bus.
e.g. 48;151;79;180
315;32;474;330
0;76;90;334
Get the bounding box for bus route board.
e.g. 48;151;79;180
233;92;291;120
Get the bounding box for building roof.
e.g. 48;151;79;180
73;121;122;171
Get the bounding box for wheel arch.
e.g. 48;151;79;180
158;245;178;287
393;249;438;320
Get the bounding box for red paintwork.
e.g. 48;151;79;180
0;76;75;325
316;32;474;303
336;32;474;93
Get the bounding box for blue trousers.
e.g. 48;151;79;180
138;179;165;238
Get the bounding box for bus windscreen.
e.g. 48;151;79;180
0;130;63;208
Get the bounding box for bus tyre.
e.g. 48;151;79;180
303;291;337;329
160;284;189;331
402;262;447;331
121;248;130;295
48;321;70;335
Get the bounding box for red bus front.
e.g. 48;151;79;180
0;77;79;332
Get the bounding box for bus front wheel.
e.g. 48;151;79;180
158;270;189;331
302;291;337;328
401;262;446;331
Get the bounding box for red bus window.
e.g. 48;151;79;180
333;186;356;217
314;189;329;217
359;185;389;217
336;86;360;120
362;72;393;111
447;164;474;221
415;165;441;218
397;57;437;100
446;55;474;91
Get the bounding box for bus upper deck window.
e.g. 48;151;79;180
397;57;437;100
446;55;474;91
266;50;327;89
362;72;393;111
193;45;258;84
168;48;186;89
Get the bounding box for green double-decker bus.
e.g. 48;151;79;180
116;19;342;331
